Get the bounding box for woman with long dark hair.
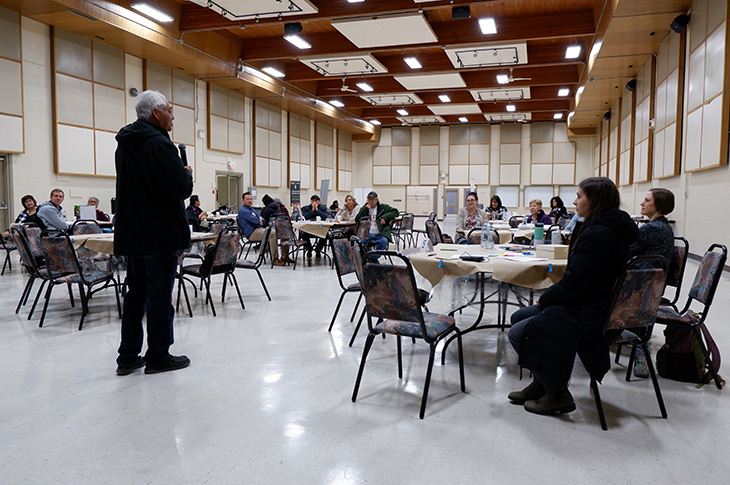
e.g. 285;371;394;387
507;177;638;416
487;195;509;221
548;196;567;221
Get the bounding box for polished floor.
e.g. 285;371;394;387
1;219;729;483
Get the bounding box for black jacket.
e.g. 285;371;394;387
114;119;193;256
519;208;639;389
260;201;281;225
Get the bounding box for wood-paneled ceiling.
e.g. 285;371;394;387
1;0;693;136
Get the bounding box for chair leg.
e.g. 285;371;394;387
16;276;35;314
28;280;47;320
229;273;245;310
39;282;56;328
203;278;216;317
396;335;403;379
351;333;376;403
590;378;608;430
349;307;366;347
178;276;193;318
113;278;122;318
615;342;624;364
350;293;362;322
67;283;75;307
1;252;10;275
455;329;466;391
78;285;88;331
643;343;668;418
419;343;438;419
625;344;637;382
328;290;347;332
254;269;271;301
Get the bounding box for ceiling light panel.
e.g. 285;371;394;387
356;82;373;92
330;100;345;107
262;66;285;78
484;112;531;122
438;94;451;103
396;115;445;125
397;108;409;116
565;45;582;59
554;113;564;119
369;120;381;125
478;18;497;34
444;43;528;69
332;13;437;49
202;0;318;20
505;104;516;112
428;103;482;116
284;35;311;49
558;88;570;97
404;57;422;69
496;74;509;84
131;4;173;22
459;117;468;122
299;54;388;76
394;72;465;90
360;93;423;106
469;87;531;102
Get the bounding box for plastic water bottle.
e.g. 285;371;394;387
633;346;650;378
534;222;544;246
551;228;561;245
481;223;494;250
480;224;488;248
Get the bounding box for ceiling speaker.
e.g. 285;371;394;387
452;6;471;20
626;79;637;91
603;111;611;120
671;14;690;33
284;22;302;35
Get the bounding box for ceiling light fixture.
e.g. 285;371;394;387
496;74;509;84
347;0;365;3
330;100;345;107
262;66;285;78
506;104;516;112
284;35;311;49
438;94;451;103
558;88;570;97
553;113;563;119
478;18;497;34
404;57;422;69
356;82;373;92
397;108;409;116
577;86;585;95
131;3;173;22
459;117;468;122
370;120;381;125
568;111;575;118
565;45;581;59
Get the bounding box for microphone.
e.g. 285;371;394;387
178;143;188;166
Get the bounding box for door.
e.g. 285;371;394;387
216;174;242;211
444;188;459;215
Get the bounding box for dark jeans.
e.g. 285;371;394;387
508;304;541;355
301;233;326;254
117;253;177;367
368;234;389;261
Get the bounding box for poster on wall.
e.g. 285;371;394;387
290;181;300;205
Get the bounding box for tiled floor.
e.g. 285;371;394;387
1;219;729;483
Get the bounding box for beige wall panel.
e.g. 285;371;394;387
55;29;91;79
0;58;22;115
501;124;521;143
95;130;117;176
171;71;194;108
554;143;575;163
379;128;392;146
636;139;649;177
210;114;228;151
449;164;469;185
392;145;410;166
708;0;727;29
56;74;93;127
270;132;282;160
687;46;705;110
469;144;489;164
256;102;269;128
685;108;702;172
229;92;244;122
420;126;439;144
290;136;300;158
93;84;125;132
532;122;553;143
552;164;574;185
420;145;438;164
146;63;172;100
690;0;708;50
392;165;410;185
57;124;94;174
449;144;468;164
270;160;281;187
619;152;631;185
0;8;20;60
469;164;489;184
172;105;195;146
450;125;468;145
256;127;270;157
92;42;124;89
290;162;301;182
500;144;520;163
229;121;245;153
654;130;666;176
499;164;520;185
701;95;723;168
209;85;228;117
256;157;269;186
470;124;490;143
373;165;391;185
301;140;311;163
553;123;569;143
705;24;726;98
531;164;552;183
0;114;23;152
666;71;678;125
392;127;410;146
301;164;311;189
420;165;438;185
531;143;552;164
269;106;282;131
373;146;390;165
656;80;667;127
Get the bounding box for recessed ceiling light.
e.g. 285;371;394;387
438;94;451;103
356;82;373;92
262;66;285;78
496;74;509;84
478;18;497;34
370;119;381;125
459;117;468;122
404;57;422;69
577;86;585;95
568;111;575;118
558;88;570;97
397;108;409;116
565;45;581;59
330;100;344;107
506;104;516;112
131;3;173;22
284;35;311;49
347;0;365;3
554;113;563;119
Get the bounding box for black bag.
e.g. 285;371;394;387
656;311;721;385
198;243;216;277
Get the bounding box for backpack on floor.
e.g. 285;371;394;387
656;311;722;387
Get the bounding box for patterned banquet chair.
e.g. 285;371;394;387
351;250;466;419
273;216;308;269
592;254;668;430
10;227;50;316
1;234;17;275
328;238;363;334
71;219;110;272
177;225;244;317
39;234;122;330
412;211;436;245
235;224;273;301
391;212;415;250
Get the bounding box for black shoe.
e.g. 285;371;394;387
524;388;576;415
508;377;546;404
144;355;191;374
116;356;146;376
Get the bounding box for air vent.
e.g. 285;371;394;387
67;9;99;21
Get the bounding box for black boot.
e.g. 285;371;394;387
524;387;576;415
508;376;546;404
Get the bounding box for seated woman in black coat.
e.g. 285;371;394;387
548;196;567;221
507;177;639;416
630;188;674;266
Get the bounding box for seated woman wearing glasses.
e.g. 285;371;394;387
629;188;674;267
454;192;488;243
507;177;638;416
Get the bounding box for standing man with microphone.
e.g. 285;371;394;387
114;90;193;376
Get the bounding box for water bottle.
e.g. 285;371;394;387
551;228;561;245
480;224;489;248
534;222;544;246
633;346;650;378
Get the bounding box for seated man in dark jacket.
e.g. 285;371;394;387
185;195;207;232
301;194;329;259
355;191;399;261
